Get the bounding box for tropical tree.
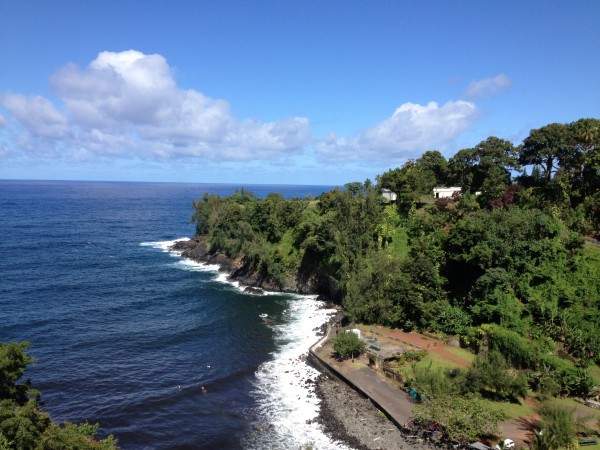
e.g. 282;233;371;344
463;350;528;401
410;361;460;399
417;151;449;185
520;123;571;182
447;136;519;205
569;118;600;200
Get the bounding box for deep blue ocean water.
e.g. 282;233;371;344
0;180;345;449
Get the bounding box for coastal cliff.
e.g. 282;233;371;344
171;237;328;296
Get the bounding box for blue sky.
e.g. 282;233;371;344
1;1;599;185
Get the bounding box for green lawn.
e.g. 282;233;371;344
395;354;455;379
482;396;534;420
444;345;476;364
429;351;466;368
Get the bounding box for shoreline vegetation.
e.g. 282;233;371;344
169;237;599;450
3;118;599;448
181;118;600;447
172;238;437;450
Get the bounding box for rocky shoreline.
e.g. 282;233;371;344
315;374;438;450
171;237;331;296
171;238;432;450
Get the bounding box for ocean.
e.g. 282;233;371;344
0;180;349;449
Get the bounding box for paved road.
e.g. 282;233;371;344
342;365;414;426
310;326;531;448
311;329;415;428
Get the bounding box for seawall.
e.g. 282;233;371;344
307;325;409;432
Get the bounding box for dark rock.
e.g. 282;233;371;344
314;375;436;450
169;237;342;300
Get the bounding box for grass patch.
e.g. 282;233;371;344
395;355;452;379
589;364;600;386
552;397;600;419
387;226;409;260
428;351;466;368
482;397;534;420
444;346;476;364
277;229;300;269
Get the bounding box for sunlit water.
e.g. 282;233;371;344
0;180;349;449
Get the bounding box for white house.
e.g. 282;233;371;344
381;188;397;202
433;187;462;199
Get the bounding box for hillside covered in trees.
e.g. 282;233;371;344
189;118;600;398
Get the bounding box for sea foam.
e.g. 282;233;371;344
244;295;348;449
139;238;189;253
140;239;221;272
152;237;347;449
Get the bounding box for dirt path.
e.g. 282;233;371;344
363;325;532;446
317;325;599;448
367;325;471;368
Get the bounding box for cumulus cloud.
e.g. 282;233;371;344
2;94;68;139
464;74;512;99
1;50;311;161
316;100;479;163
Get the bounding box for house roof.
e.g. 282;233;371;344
433;186;462;191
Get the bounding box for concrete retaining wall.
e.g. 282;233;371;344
307;327;407;431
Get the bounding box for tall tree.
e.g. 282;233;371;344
378;152;448;204
569;118;600;197
413;394;505;444
448;137;519;203
520;123;571;182
464;350;528;401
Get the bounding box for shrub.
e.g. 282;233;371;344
396;350;428;365
332;330;365;359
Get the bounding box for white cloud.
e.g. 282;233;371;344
2;94;68;139
464;74;512;99
316;100;479;163
2;50;311;161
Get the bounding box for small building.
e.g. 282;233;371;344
433;186;462;199
381;188;397;202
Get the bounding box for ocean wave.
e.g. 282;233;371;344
168;258;221;273
244;298;348;450
150;237;346;449
139;238;189;252
141;239;222;272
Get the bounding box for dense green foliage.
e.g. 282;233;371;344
0;342;118;450
406;356;522;440
463;350;528;401
413;393;505;443
531;401;578;450
191;118;600;400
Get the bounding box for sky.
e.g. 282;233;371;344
1;1;599;185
